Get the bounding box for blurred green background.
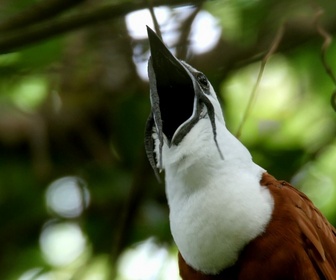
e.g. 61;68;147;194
0;0;335;279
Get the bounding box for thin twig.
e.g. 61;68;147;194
236;24;285;139
147;0;163;39
314;8;336;86
175;5;202;59
111;150;149;267
313;8;336;112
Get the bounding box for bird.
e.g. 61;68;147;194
144;26;336;280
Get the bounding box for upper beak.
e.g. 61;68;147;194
147;26;197;145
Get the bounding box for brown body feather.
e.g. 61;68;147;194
178;173;336;280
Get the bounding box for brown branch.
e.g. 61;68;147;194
0;0;203;54
175;5;203;60
314;9;336;86
313;8;336;112
147;0;163;39
331;91;336;112
0;0;86;32
146;1;204;59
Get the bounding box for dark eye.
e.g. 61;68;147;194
197;73;209;91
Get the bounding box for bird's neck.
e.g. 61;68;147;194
158;119;274;274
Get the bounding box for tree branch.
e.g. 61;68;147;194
0;0;86;32
0;0;203;54
175;5;202;60
236;24;285;139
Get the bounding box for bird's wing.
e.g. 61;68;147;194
261;173;336;279
288;181;336;278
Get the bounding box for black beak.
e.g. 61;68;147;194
147;26;195;144
144;27;223;180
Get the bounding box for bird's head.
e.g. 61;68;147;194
145;27;224;180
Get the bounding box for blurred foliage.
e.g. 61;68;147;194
0;0;336;279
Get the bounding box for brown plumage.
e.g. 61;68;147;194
178;173;336;280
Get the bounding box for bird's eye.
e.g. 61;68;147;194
197;73;209;91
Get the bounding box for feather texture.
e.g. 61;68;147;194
178;172;336;280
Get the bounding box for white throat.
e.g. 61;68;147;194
155;118;274;274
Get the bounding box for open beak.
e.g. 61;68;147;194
144;27;223;179
147;26;198;146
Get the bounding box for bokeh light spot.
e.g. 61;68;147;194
46;176;90;218
39;221;86;267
